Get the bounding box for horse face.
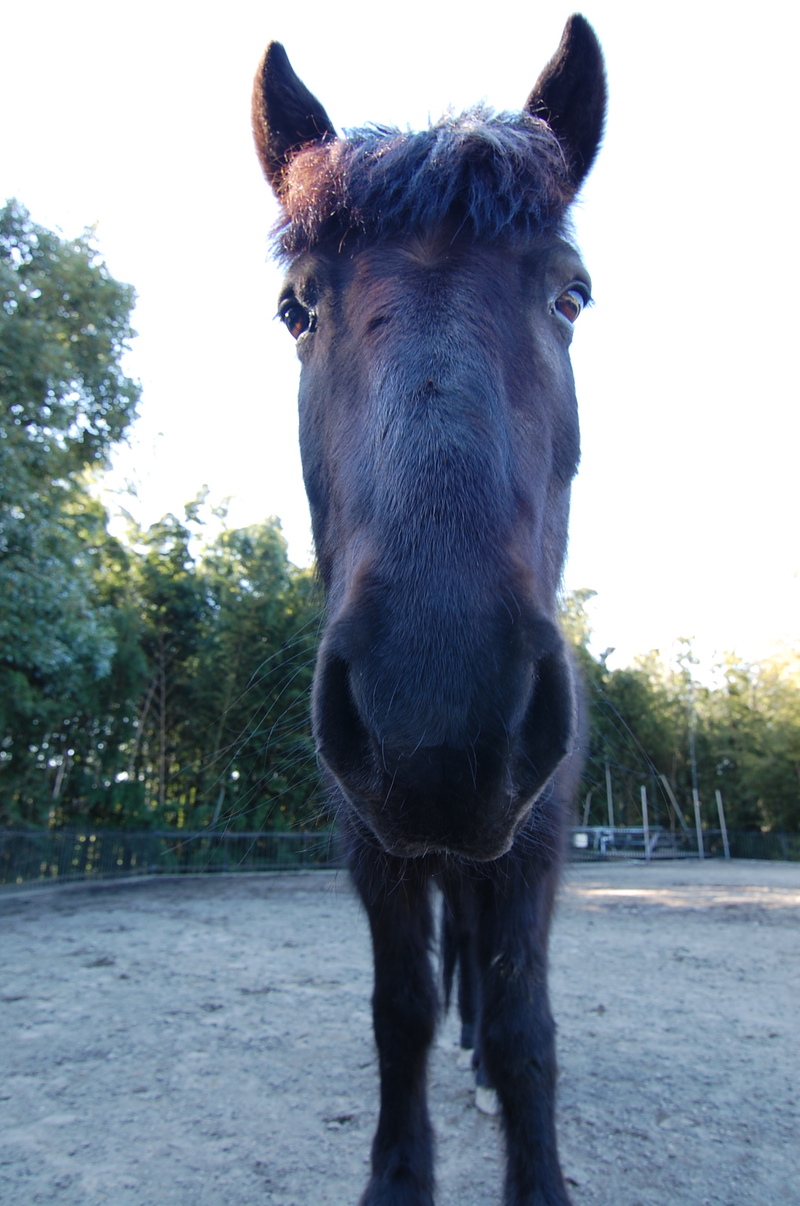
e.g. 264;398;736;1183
254;18;606;860
278;233;586;858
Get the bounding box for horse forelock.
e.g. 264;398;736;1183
272;108;573;260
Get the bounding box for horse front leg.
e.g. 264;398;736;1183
475;855;571;1206
350;843;437;1206
440;880;480;1054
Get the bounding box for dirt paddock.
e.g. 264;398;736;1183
1;860;798;1206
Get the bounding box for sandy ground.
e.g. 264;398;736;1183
1;860;798;1206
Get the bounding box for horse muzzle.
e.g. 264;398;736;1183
311;624;576;861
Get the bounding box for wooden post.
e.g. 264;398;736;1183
692;788;704;859
660;774;693;838
582;789;593;827
605;762;615;831
641;785;651;862
715;789;731;859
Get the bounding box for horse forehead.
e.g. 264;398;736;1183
303;234;587;310
330;236;485;289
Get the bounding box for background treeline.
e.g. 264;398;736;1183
1;200;321;832
562;593;800;834
1;500;323;833
2;202;799;836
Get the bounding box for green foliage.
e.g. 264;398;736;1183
0;203;323;833
0;198;139;483
1;506;324;830
705;650;800;831
192;523;321;832
115;511;324;833
1;202;141;824
561;593;800;834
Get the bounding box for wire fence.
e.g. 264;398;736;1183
0;828;343;888
2;825;799;890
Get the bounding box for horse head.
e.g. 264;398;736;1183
253;17;606;861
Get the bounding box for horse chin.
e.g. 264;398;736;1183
332;765;544;862
355;822;518;864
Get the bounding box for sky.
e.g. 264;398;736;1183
3;0;798;672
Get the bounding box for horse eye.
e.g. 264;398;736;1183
554;288;586;324
279;300;312;339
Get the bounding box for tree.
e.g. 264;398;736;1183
123;512;208;823
703;649;800;832
115;510;323;833
194;521;322;831
0;201;140;824
0;199;139;483
560;593;800;836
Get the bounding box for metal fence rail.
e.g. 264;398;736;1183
2;826;799;889
571;826;800;863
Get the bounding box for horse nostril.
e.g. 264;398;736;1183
313;651;374;786
515;649;576;796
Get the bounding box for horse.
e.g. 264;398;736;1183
251;15;606;1204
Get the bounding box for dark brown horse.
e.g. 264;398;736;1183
252;16;606;1204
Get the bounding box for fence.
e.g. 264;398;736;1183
0;828;343;888
2;825;799;889
571;826;692;860
571;826;800;862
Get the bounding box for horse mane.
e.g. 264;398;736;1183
272;107;574;260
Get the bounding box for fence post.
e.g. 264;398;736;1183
692;789;704;859
605;762;615;832
659;774;693;839
641;785;651;862
715;790;731;859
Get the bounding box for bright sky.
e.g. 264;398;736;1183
3;1;798;671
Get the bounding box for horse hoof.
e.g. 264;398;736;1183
457;1046;474;1069
475;1085;500;1116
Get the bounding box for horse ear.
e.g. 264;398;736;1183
525;14;606;192
252;42;337;194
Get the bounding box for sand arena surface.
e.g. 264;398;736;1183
1;860;798;1205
